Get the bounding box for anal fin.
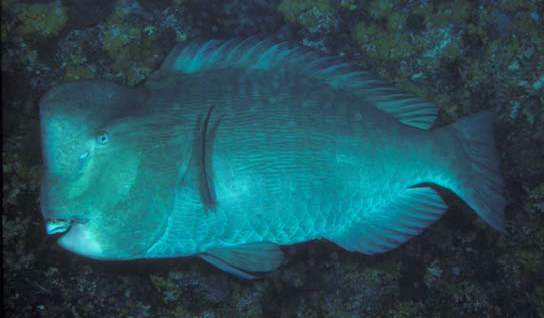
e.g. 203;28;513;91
332;187;448;255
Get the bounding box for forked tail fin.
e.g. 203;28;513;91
449;111;506;232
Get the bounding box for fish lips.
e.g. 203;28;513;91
45;218;73;235
45;218;105;259
41;189;103;258
44;216;90;235
56;222;104;259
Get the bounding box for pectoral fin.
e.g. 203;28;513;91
195;105;216;212
201;242;284;279
179;105;219;214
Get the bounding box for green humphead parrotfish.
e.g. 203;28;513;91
39;38;506;278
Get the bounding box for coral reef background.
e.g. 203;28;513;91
2;0;543;316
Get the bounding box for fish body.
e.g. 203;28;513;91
40;38;505;278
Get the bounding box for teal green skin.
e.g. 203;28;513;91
144;69;467;258
40;67;466;260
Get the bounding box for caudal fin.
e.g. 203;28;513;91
449;111;506;232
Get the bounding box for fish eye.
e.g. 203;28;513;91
96;131;110;145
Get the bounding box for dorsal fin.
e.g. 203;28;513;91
160;37;438;130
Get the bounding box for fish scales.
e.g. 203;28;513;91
39;38;506;278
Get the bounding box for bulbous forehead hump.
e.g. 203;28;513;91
39;79;137;119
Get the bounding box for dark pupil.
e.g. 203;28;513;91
100;136;106;142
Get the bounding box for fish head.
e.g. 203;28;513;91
40;80;169;259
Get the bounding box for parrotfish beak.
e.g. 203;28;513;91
45;219;72;234
41;177;72;234
57;222;104;259
41;178;103;257
40;178;76;235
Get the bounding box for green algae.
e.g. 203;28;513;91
351;0;473;71
277;0;337;32
63;64;96;80
13;1;67;38
422;0;473;27
99;0;163;84
387;300;425;317
352;14;415;62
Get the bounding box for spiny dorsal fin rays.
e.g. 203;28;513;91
158;37;438;130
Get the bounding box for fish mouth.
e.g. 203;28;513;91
45;219;74;235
